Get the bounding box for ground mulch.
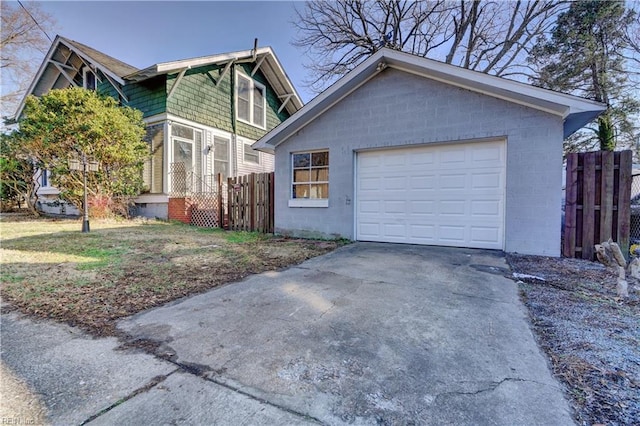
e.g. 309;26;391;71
507;254;639;426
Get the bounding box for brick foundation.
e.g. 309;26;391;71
168;197;192;224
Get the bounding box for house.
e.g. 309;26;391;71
16;35;302;220
253;48;606;256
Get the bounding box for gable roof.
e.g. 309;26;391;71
15;35;139;119
254;48;606;152
60;37;139;79
16;36;302;119
125;46;302;115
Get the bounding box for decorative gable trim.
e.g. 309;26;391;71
15;35;137;119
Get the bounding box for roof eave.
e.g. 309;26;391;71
124;47;303;115
255;48;607;150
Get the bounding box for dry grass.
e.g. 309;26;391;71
0;214;341;336
508;254;639;425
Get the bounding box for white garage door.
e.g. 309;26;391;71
356;140;505;249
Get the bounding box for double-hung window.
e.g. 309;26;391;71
236;72;266;128
214;136;230;179
244;143;260;164
289;151;329;207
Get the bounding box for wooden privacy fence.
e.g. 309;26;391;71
226;172;274;233
563;150;632;260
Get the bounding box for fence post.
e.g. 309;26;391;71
581;153;596;259
269;172;275;233
217;173;223;229
618;150;632;260
600;151;614;242
564;154;578;257
250;173;256;231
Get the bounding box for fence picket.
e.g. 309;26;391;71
563;150;632;260
225;172;275;233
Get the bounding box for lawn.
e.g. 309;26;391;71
0;214;341;336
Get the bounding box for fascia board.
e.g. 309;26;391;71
383;49;606;118
255;48;606;151
14;36;64;119
65;45;126;86
253;50;387;151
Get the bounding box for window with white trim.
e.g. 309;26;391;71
291;151;329;201
83;68;96;91
236;72;266;128
214;136;230;179
244;143;260;164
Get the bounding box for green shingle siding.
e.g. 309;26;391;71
166;63;290;137
166;64;234;132
125;76;167;118
95;60;290;133
97;77;120;102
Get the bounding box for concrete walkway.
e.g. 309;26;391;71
1;243;575;425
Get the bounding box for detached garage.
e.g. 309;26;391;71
253;48;605;256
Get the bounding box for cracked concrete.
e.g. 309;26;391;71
116;243;575;425
1;243;575;424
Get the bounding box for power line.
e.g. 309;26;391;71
17;0;52;43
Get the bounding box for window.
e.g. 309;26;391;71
214;136;230;179
290;151;329;207
142;123;164;194
170;123;202;193
244;143;260;164
40;169;49;187
236;72;266;128
172;123;195;176
83;68;96;91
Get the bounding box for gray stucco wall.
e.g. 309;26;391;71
274;68;564;256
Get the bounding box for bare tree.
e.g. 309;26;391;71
293;0;564;92
1;1;56;122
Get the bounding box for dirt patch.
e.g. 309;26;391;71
1;217;344;337
507;254;640;425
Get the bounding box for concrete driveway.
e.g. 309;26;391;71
110;242;573;425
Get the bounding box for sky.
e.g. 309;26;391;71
31;0;315;102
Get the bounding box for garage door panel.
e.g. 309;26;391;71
439;225;466;242
408;200;435;215
383;223;407;238
440;174;467;190
471;172;502;189
409;152;436;166
409;224;435;240
359;200;380;214
359;153;382;167
383;153;407;168
471;200;501;216
384;201;406;214
470;226;501;244
358;222;380;238
439;200;466;215
357;141;505;249
383;176;406;190
409;175;436;190
471;145;503;163
360;176;381;191
440;148;467;164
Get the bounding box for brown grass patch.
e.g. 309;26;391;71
1;216;343;336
